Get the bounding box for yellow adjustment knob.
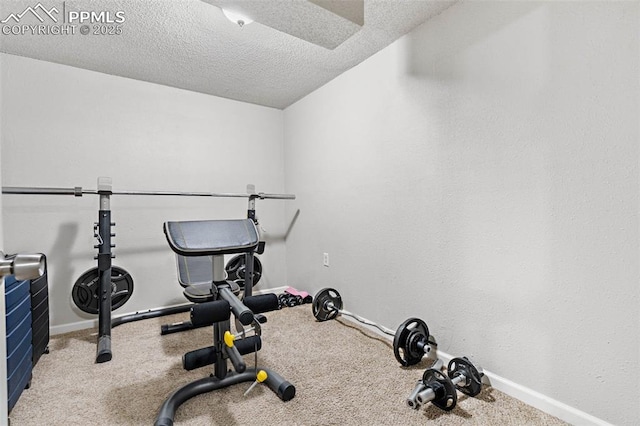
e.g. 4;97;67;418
257;370;268;383
224;331;235;347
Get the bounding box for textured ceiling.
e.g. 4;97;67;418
0;0;456;109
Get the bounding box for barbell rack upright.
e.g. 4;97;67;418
96;178;114;363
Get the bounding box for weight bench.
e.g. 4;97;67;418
155;219;294;426
161;236;264;335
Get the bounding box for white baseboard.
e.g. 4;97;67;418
483;368;613;426
338;314;612;426
50;319;98;336
50;286;290;336
432;350;613;426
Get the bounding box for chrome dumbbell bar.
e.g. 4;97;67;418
0;252;45;280
407;357;484;412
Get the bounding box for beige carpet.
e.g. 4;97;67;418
9;306;567;425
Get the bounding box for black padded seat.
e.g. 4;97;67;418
164;219;259;257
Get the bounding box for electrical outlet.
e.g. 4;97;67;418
323;252;329;267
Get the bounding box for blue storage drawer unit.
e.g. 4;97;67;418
7;329;31;374
6;296;31;333
5;277;30;312
7;347;32;412
6;315;31;364
5;276;33;412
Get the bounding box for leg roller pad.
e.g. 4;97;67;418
183;347;216;371
182;336;262;371
190;299;231;327
235;335;262;354
243;294;279;314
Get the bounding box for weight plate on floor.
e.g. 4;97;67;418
312;288;342;321
447;357;483;397
422;368;457;411
393;317;430;366
225;255;262;289
72;266;134;314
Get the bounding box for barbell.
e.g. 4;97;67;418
311;288;436;366
2;183;295;200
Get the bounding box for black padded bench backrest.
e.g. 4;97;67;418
164;219;259;257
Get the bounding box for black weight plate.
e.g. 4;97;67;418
422;368;457;411
225;255;262;289
312;288;342;322
448;357;483;397
72;266;134;314
393;318;430;366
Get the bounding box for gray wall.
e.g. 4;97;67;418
283;2;639;425
1;53;288;332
